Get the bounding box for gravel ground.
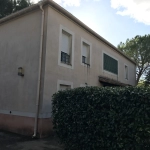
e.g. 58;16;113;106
0;130;63;150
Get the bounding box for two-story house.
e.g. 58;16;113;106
0;0;136;137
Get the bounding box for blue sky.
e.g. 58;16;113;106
33;0;150;47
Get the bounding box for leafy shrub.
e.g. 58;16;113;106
52;87;150;150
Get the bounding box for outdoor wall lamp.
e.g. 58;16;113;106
18;67;24;77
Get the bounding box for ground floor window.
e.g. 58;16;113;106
57;80;73;91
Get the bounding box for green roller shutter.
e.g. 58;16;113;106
103;53;118;75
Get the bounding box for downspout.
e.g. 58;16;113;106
33;2;45;138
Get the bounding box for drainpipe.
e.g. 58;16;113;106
32;2;45;138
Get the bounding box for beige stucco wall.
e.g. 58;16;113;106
41;6;136;116
0;10;42;116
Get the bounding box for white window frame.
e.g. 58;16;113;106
124;64;128;80
102;51;118;76
58;25;74;69
57;80;73;91
81;38;92;68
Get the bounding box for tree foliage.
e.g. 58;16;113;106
118;35;150;84
0;0;32;19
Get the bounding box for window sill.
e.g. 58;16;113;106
82;62;90;66
58;61;73;69
61;61;72;66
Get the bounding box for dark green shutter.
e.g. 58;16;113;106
103;54;118;74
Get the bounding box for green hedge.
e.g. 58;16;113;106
52;87;150;150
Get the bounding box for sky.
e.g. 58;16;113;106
32;0;150;47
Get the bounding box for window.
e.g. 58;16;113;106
103;53;118;75
58;25;74;69
81;39;91;66
57;80;73;91
61;30;72;65
125;65;128;79
60;84;71;91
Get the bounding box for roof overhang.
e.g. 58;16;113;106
99;75;131;87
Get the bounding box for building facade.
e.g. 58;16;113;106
0;0;136;137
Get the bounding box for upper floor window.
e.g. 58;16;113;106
61;30;72;65
125;65;128;79
103;53;118;75
58;25;74;69
82;42;90;65
81;38;91;66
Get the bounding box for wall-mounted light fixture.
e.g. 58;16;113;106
18;67;24;77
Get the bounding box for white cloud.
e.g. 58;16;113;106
111;0;150;25
54;0;81;7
